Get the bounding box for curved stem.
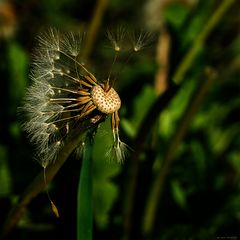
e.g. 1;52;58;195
82;0;108;62
155;27;171;95
173;0;235;84
0;123;94;239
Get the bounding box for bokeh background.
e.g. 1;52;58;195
0;0;240;239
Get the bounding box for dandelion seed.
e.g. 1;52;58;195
106;26;126;52
130;30;154;52
19;26;151;218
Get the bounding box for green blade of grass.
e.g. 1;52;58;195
77;131;93;240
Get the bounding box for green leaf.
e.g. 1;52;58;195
171;179;187;209
121;118;136;139
122;85;156;139
159;79;195;139
229;152;240;174
0;145;12;196
164;3;189;29
93;181;118;229
92;119;121;229
77;132;93;240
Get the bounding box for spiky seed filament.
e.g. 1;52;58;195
130;31;153;52
106;26;126;52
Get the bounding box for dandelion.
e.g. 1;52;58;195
19;27;150;218
21;27;133;166
130;30;154;52
106;25;126;52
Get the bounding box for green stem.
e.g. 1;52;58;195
77;131;94;240
173;0;235;84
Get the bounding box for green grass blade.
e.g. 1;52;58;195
77;132;93;240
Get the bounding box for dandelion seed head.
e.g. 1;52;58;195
21;27;133;166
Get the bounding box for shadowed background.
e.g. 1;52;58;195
0;0;240;239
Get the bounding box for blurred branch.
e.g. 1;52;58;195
123;84;179;239
155;28;171;95
82;0;108;61
173;0;235;84
142;68;217;236
0;123;95;239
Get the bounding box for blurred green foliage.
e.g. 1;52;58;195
93;119;122;229
0;146;12;196
0;0;239;239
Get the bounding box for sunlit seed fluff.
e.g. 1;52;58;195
131;31;153;52
106;138;130;164
22;27;136;166
106;26;126;52
21;28;88;167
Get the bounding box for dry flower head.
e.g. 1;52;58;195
21;27;149;167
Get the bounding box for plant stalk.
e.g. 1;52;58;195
82;0;108;62
77;131;94;240
0;122;97;239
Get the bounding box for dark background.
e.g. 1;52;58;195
0;0;240;239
